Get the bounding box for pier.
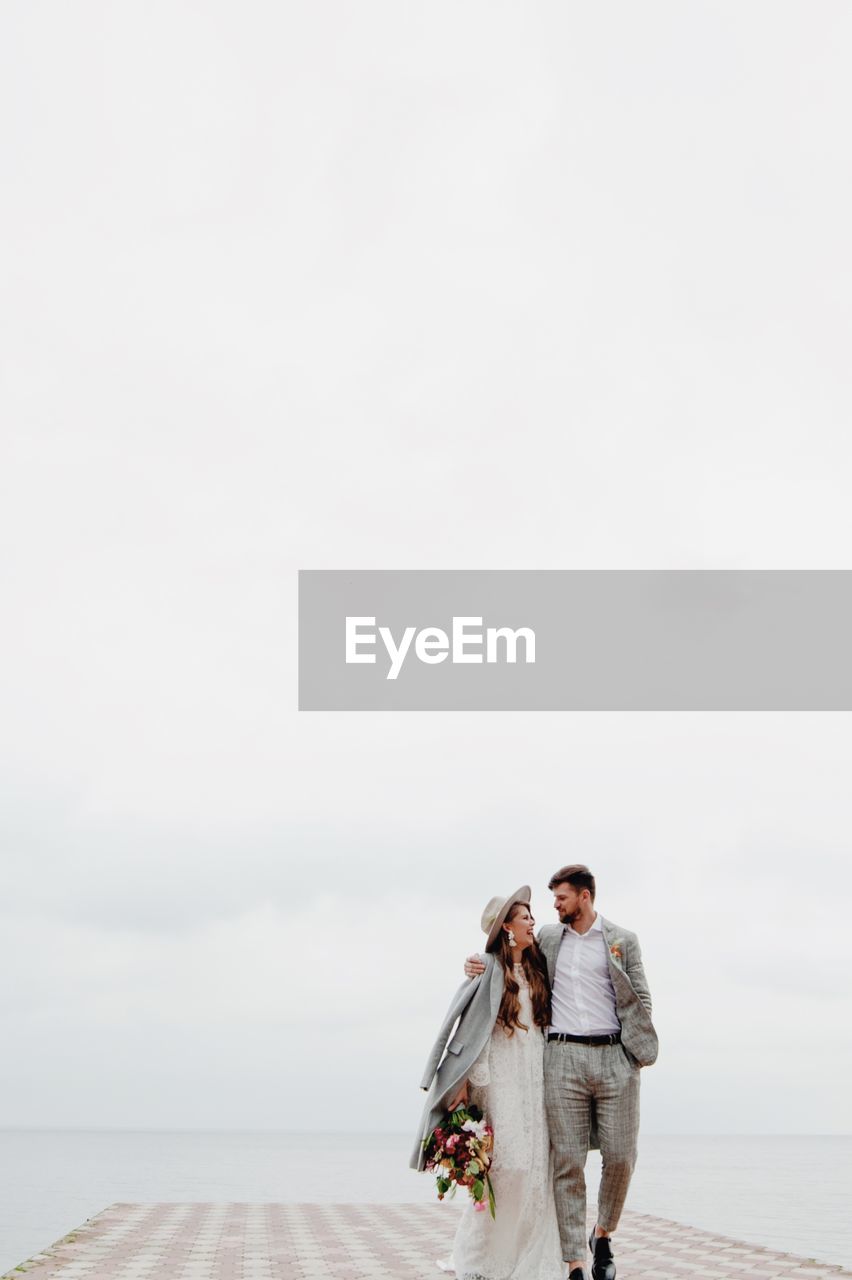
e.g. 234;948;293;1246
4;1204;850;1280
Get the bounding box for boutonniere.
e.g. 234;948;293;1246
609;942;623;963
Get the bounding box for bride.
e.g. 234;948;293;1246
412;886;564;1280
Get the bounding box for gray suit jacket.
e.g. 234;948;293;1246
410;952;504;1171
538;915;658;1067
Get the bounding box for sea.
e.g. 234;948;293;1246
1;1131;850;1276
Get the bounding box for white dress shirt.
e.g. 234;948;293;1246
549;912;621;1035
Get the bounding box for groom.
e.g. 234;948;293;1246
466;864;657;1280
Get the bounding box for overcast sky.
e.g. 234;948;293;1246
1;1;851;1137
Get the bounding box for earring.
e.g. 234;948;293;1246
507;928;517;948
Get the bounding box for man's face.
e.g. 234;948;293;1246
552;883;584;925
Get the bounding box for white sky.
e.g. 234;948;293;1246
1;1;851;1135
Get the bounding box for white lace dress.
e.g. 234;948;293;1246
440;964;564;1280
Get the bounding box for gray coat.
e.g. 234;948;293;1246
410;951;504;1171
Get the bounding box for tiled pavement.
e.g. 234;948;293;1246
3;1204;850;1280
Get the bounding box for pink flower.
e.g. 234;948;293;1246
474;1201;486;1212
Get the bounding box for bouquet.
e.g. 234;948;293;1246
422;1104;496;1219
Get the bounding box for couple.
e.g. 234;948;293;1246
411;865;658;1280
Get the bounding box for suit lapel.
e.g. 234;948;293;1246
539;925;564;987
600;915;631;994
600;915;616;964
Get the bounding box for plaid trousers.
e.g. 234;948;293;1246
544;1040;640;1262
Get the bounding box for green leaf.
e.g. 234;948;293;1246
487;1175;497;1220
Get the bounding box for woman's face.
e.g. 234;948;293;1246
504;904;536;951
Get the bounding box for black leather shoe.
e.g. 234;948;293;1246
589;1230;616;1280
569;1268;588;1280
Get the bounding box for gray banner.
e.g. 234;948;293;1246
298;570;852;710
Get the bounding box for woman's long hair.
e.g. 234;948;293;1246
491;904;551;1035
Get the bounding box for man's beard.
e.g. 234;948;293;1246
560;908;580;925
